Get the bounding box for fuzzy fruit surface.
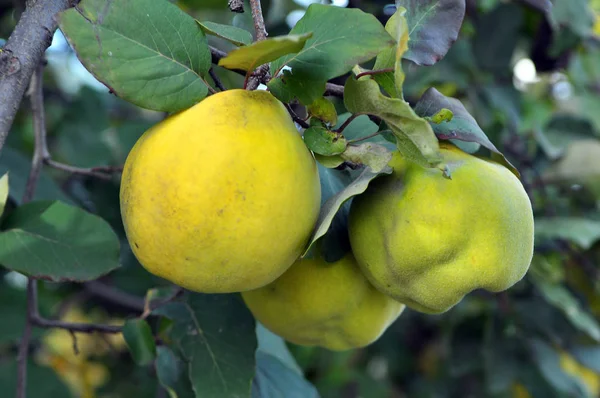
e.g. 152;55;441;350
348;143;534;314
120;89;321;293
242;252;404;351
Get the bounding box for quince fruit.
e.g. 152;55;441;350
348;143;534;313
242;251;404;351
120;89;321;293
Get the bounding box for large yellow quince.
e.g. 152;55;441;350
348;143;534;314
120;89;321;293
242;251;405;351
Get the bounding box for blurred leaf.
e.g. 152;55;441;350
522;0;552;14
535;217;600;249
303;165;391;258
154;293;256;398
414;87;519;176
123;319;156;366
307;98;337;126
219;33;312;72
530;339;589;396
304;127;346;156
156;346;194;398
550;0;595;37
0;201;120;282
473;4;523;74
268;4;394;103
344;76;440;168
532;276;600;342
0;173;8;217
570;345;600;373
0;148;71;205
197;21;252;46
398;0;466;66
0;360;70;398
58;0;212;112
252;351;320;398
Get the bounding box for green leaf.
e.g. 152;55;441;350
307;98;337;126
303;165;392;257
0;173;8;217
197;21;252;46
373;7;409;99
255;324;302;375
303;127;347;156
314;153;344;169
267;70;326;105
268;4;394;103
58;0;212;112
154;294;257;398
413;87;519;176
535;217;600;250
252;351;319;398
219;33;312;72
550;0;595;38
0;201;121;282
398;0;466;66
530;339;590;397
344;76;440;167
342;143;393;173
532;275;600;342
156;346;194;398
335;113;386;144
123;318;156;366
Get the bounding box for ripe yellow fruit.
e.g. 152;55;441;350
242;252;405;351
120;90;321;293
348;143;534;314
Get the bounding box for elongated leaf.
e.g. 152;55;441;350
344;76;440;167
373;8;409;98
58;0;212;112
303;165;391;258
533;276;600;342
414;87;518;175
123;319;156;366
219;33;312;72
197;21;252;46
535;217;600;250
0;201;120;282
252;352;319;398
397;0;465;65
154;294;256;398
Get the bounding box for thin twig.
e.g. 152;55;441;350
325;83;344;98
335;113;361;134
85;281;145;312
0;0;72;153
45;159;120;180
249;0;267;41
31;315;123;334
348;130;390;144
15;280;36;398
284;104;309;129
355;68;394;79
209;68;226;91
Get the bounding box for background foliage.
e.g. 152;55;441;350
2;0;600;397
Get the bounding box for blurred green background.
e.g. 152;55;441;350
3;0;600;397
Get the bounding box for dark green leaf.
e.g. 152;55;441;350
58;0;212;112
344;76;440;167
414;87;519;176
397;0;466;66
197;21;252;46
123;318;156;366
304;127;347;156
267;70;326;105
156;346;195;398
271;4;394;81
154;293;257;398
0;201;120;282
535;217;600;250
219;33;312;72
